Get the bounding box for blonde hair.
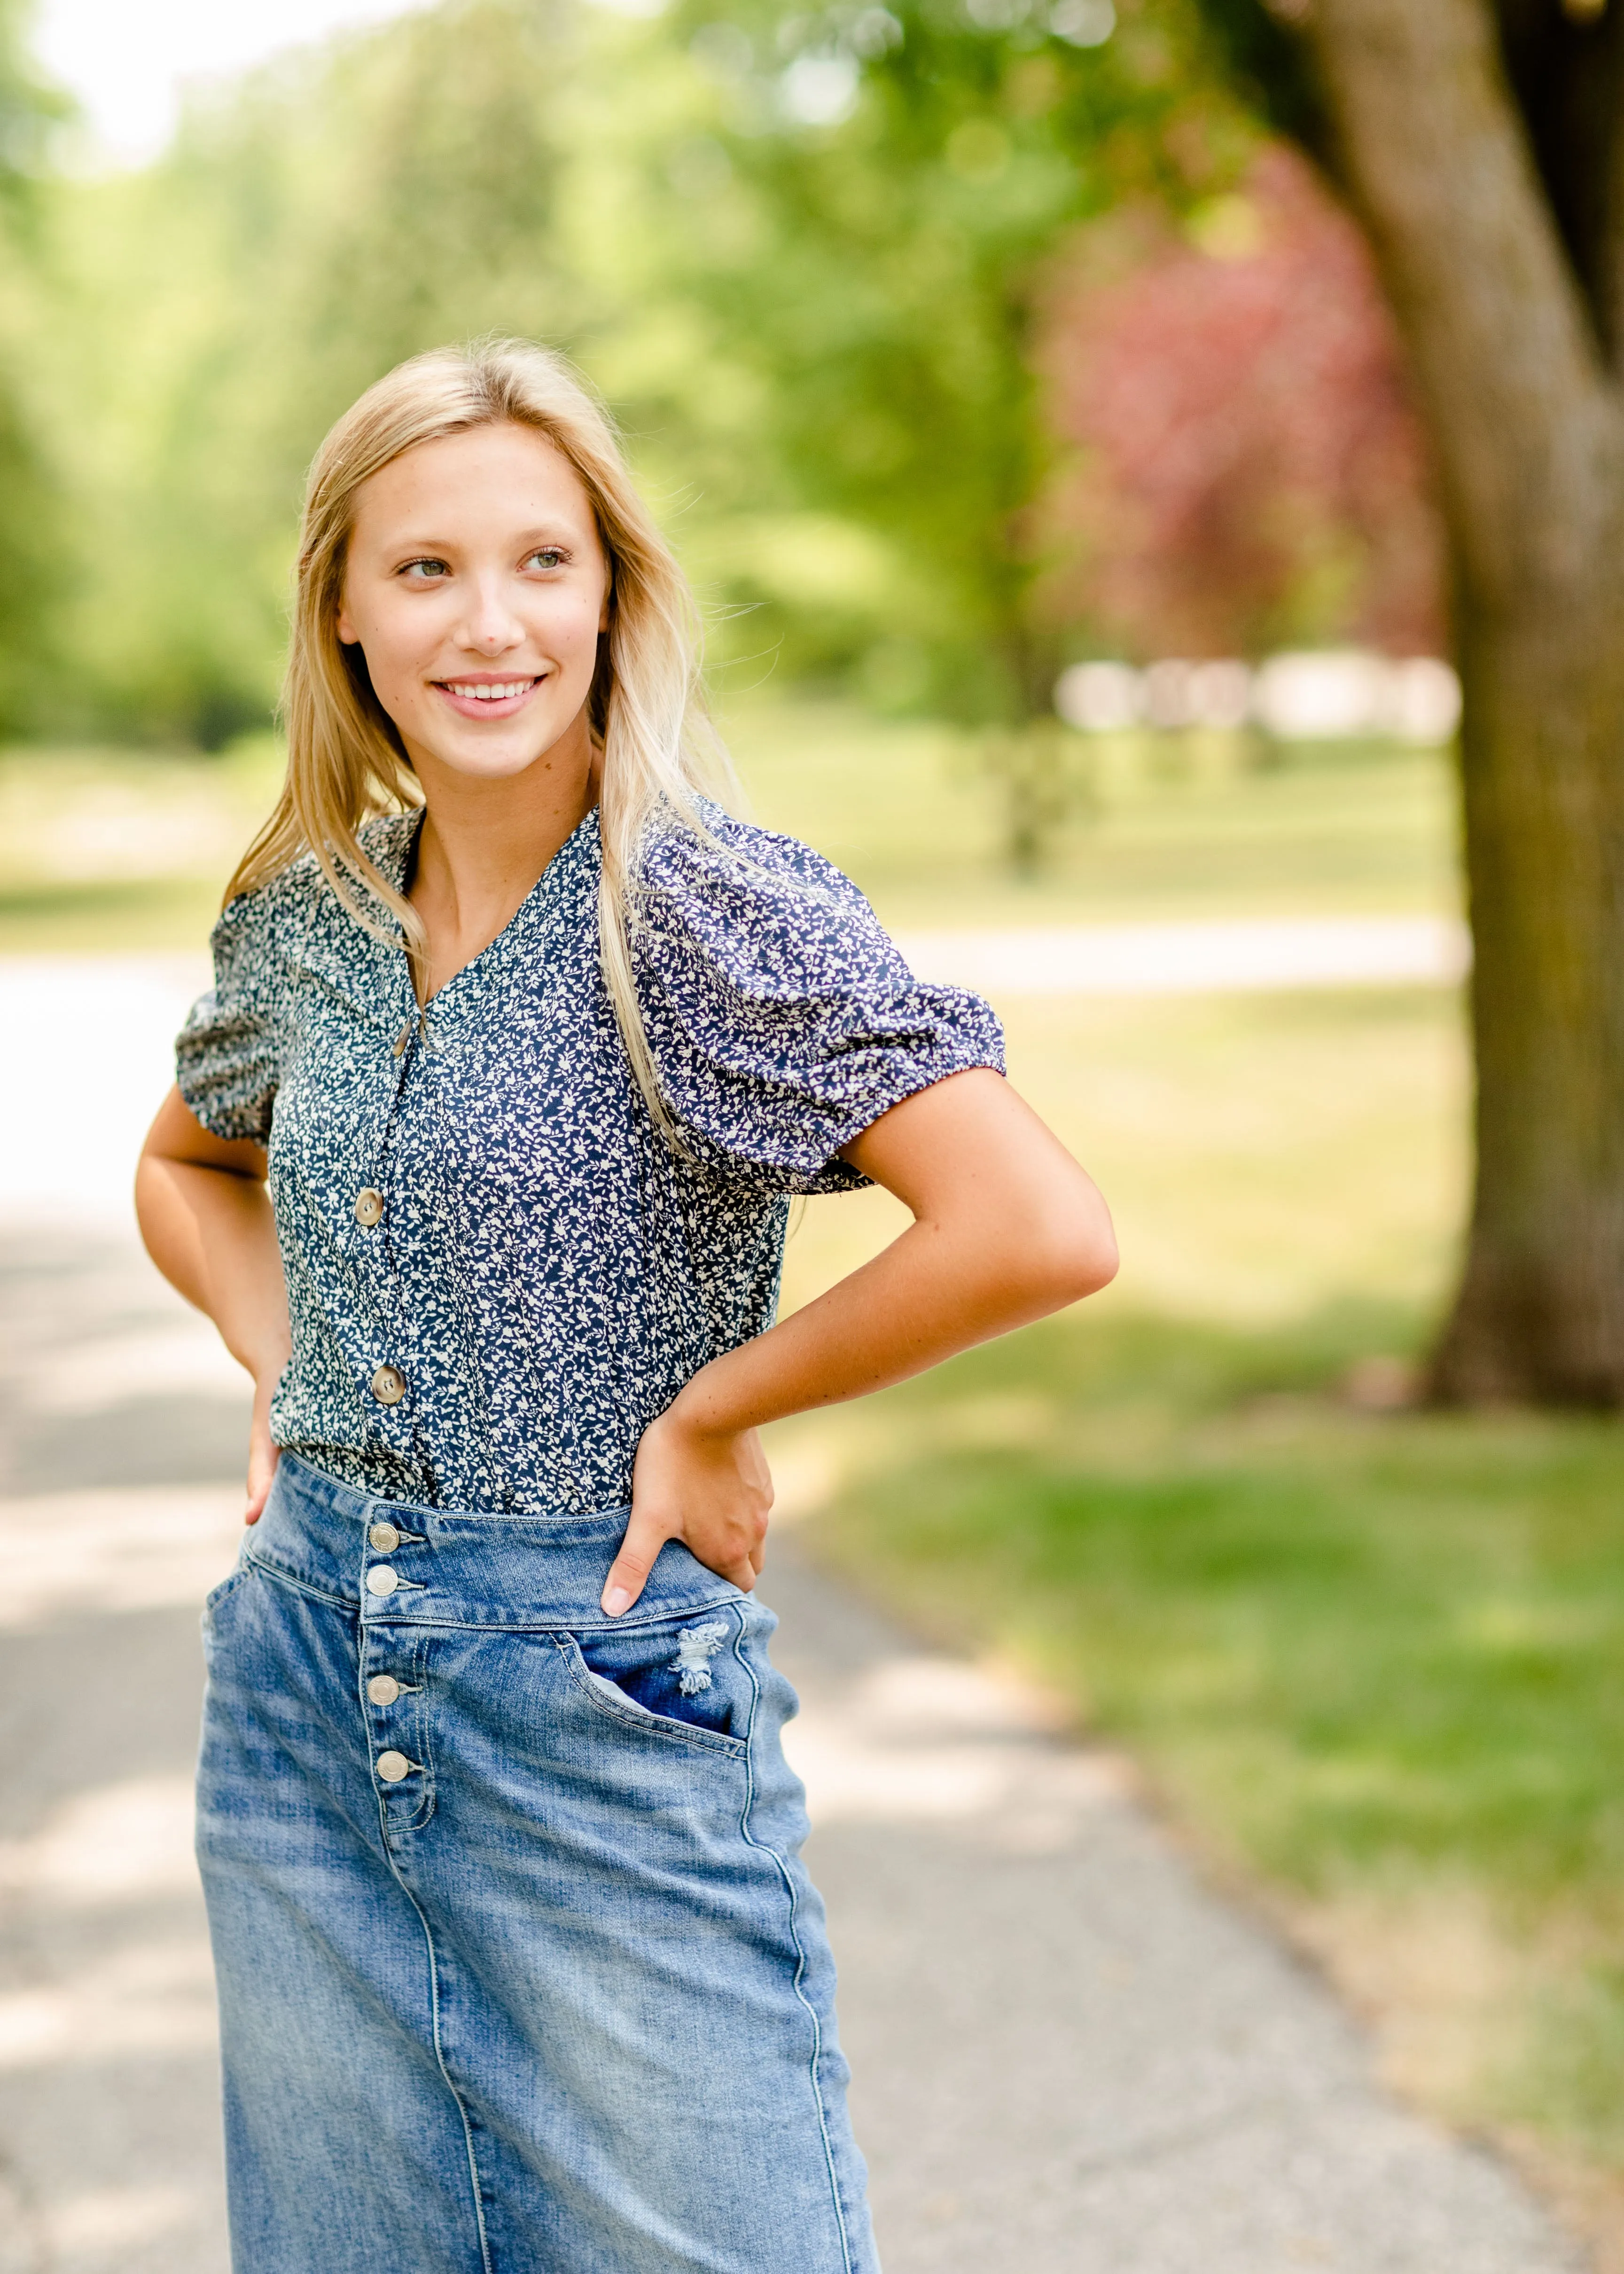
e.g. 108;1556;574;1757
228;337;738;1126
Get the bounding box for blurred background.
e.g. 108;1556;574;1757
0;0;1619;2267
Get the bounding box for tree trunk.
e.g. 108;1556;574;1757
1298;0;1624;1399
1443;563;1624;1398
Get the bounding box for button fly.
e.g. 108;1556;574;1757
367;1565;398;1597
376;1751;412;1784
370;1364;406;1406
354;1188;384;1228
367;1674;401;1706
367;1521;400;1553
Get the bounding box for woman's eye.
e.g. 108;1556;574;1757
525;548;566;571
400;558;449;581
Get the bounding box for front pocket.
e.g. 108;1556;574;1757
202;1559;253;1618
556;1610;751;1756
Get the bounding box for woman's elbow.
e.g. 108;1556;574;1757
1013;1191;1118;1311
1045;1215;1118;1305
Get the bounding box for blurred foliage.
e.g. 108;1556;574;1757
1;0;1267;749
0;0;70;732
1038;144;1444;661
664;0;1256;724
0;0;1436;800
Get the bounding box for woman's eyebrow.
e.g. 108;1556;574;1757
381;522;582;553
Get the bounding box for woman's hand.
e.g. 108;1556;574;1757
244;1351;288;1525
601;1394;772;1615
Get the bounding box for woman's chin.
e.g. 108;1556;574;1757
404;713;591;788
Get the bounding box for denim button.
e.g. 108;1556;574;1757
367;1566;398;1597
375;1750;411;1783
368;1521;400;1553
367;1675;401;1705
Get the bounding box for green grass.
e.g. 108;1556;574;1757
0;695;1456;952
768;976;1624;2210
0;735;282;955
769;1306;1624;2170
724;691;1460;926
786;1314;1624;1908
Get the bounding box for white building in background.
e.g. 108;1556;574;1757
1054;650;1463;747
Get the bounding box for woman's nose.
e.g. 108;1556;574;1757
458;580;525;654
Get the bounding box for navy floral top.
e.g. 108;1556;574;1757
176;804;1004;1513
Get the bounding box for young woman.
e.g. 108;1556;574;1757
136;339;1116;2274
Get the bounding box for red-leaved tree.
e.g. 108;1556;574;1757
1036;143;1444;660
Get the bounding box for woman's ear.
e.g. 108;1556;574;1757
336;604;359;646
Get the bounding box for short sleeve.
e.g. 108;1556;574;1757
175;888;283;1143
632;812;1005;1192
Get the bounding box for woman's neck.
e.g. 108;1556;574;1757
405;709;598;1004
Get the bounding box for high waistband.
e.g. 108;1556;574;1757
245;1451;746;1635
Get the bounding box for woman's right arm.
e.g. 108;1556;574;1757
136;1085;290;1522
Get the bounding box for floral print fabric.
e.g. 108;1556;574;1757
176;804;1004;1513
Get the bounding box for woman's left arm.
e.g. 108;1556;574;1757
604;1069;1116;1613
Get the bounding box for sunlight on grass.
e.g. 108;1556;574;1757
724;690;1459;927
0;693;1455;949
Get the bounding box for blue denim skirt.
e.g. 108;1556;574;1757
196;1452;877;2274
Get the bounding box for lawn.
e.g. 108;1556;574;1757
0;693;1457;950
3;700;1617;2236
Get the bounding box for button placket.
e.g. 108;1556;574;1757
361;1617;431;1824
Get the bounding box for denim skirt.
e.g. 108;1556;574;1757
195;1452;878;2274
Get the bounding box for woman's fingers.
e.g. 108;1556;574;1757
244;1435;279;1524
602;1506;673;1617
244;1380;280;1524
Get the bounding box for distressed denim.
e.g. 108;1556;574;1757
196;1452;877;2274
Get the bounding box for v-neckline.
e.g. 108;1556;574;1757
393;802;600;1014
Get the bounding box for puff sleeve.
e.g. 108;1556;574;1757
632;811;1005;1192
175;886;284;1143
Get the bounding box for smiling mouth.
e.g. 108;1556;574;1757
437;675;542;703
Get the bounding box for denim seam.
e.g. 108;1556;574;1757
242;1554;356;1612
552;1634;749;1759
733;1607;858;2274
362;1631;491;2274
361;1600;742;1639
375;1848;494;2274
202;1563;253;1617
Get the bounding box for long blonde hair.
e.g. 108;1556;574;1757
228;337;738;1125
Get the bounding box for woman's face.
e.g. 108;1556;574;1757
337;421;610;786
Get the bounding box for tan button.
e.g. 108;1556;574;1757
375;1750;412;1783
370;1364;406;1406
355;1188;384;1228
368;1521;400;1553
367;1674;401;1706
367;1565;398;1597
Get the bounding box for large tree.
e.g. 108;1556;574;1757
1211;0;1624;1402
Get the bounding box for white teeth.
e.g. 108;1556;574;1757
445;679;535;700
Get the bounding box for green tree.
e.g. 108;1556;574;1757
675;0;1247;728
0;0;68;732
39;0;599;742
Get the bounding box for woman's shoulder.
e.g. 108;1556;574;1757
213;811;416;966
638;800;849;894
634;800;893;996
